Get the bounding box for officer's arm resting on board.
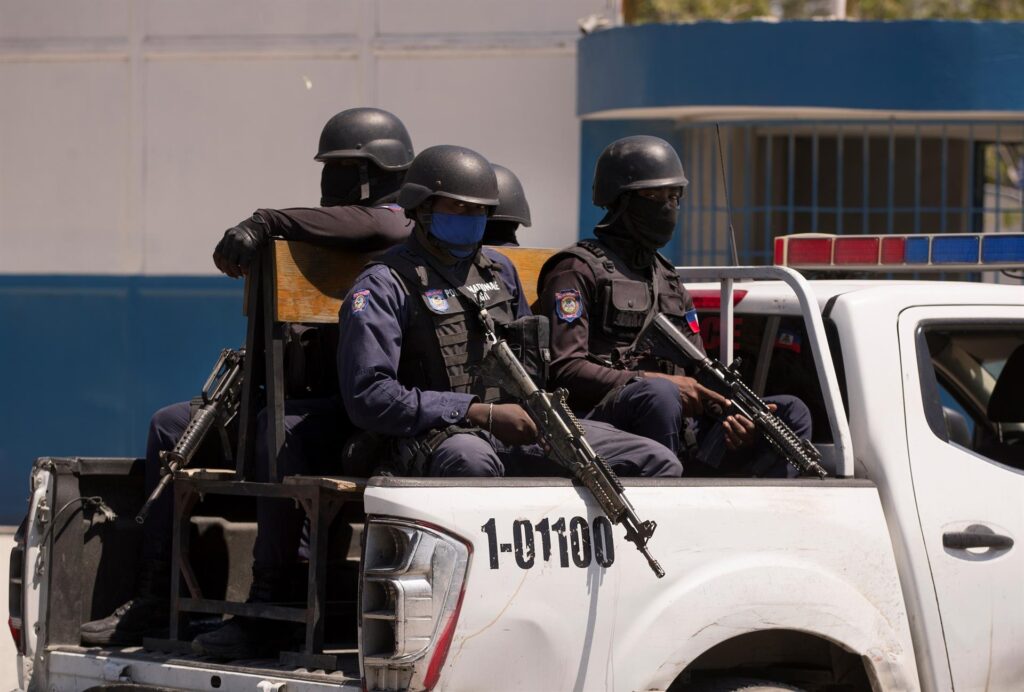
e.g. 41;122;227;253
337;264;476;437
255;205;413;248
213;206;413;278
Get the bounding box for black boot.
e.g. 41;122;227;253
190;616;286;659
81;560;170;646
191;568;296;659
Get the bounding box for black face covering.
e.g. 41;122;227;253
320;164;362;206
321;163;405;207
482;220;520;247
623;195;678;250
594;193;679;271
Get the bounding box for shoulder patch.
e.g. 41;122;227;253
555;288;583;323
350;289;371;314
424;288;450;313
684;308;700;334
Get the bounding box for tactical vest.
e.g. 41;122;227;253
542;238;704;374
372;245;516;403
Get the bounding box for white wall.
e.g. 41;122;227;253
0;0;609;275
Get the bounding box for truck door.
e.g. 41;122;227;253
898;306;1024;691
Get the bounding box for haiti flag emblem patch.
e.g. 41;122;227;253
555;289;583;323
684;308;700;334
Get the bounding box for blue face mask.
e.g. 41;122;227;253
429;211;487;258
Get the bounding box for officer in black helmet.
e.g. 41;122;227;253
537;135;812;477
483;163;531;247
335;144;681;479
213;107;415;277
81;108;414;649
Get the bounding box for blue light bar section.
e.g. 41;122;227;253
982;234;1024;262
932;236;980;264
905;237;931;264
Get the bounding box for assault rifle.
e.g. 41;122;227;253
474;298;665;578
135;348;245;524
639;313;828;479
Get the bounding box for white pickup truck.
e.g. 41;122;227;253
10;232;1024;692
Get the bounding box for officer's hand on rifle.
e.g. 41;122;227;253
645;372;729;417
467;403;538;446
213;215;269;278
722;403;777;450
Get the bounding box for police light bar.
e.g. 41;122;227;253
774;232;1024;272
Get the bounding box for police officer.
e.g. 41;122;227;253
81;108;415;648
338;144;681;480
537;135;811;477
213;107;415;277
482;163;531;247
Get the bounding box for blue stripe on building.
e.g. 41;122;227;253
0;275;246;524
578;21;1024;116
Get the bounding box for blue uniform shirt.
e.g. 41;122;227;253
338;244;530;438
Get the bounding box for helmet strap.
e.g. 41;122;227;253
595;194;629;229
413;222;462;266
359;162;370;201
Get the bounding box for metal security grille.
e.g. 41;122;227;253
671;119;1024;284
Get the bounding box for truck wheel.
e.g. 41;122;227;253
677;677;805;692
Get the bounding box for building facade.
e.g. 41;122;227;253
577;21;1024;282
0;0;608;522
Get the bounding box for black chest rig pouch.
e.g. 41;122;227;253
566;239;699;375
372;245;521;404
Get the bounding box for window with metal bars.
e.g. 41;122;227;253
671;120;1024;284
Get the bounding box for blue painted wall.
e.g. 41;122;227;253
0;276;245;524
578;21;1024;116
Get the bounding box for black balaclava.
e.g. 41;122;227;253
482;220;520;247
320;162;404;207
594;193;678;270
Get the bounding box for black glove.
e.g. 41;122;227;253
213;214;269;278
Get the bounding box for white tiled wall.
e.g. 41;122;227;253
0;0;611;274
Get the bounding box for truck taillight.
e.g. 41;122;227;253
9;522;25;654
359;518;471;692
8;617;20;651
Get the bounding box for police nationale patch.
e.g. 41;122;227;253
684;308;700;334
424;288;450;314
351;289;370;314
555;289;582;323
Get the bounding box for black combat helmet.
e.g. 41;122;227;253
490;164;532;226
592;135;688;208
315;107;414;170
398;145;499;210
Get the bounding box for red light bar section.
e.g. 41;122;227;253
834;237;880;264
774;237;785;265
880;237;906;264
786;238;833;265
689;289;748;310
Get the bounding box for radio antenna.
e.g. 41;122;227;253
715;123;740;266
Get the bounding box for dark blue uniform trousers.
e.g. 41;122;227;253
585;377;813;478
426;419;681;478
142;398;346;578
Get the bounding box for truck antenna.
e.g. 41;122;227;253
715;123;740;266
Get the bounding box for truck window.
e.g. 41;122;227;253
919;324;1024;470
702;313;834;443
